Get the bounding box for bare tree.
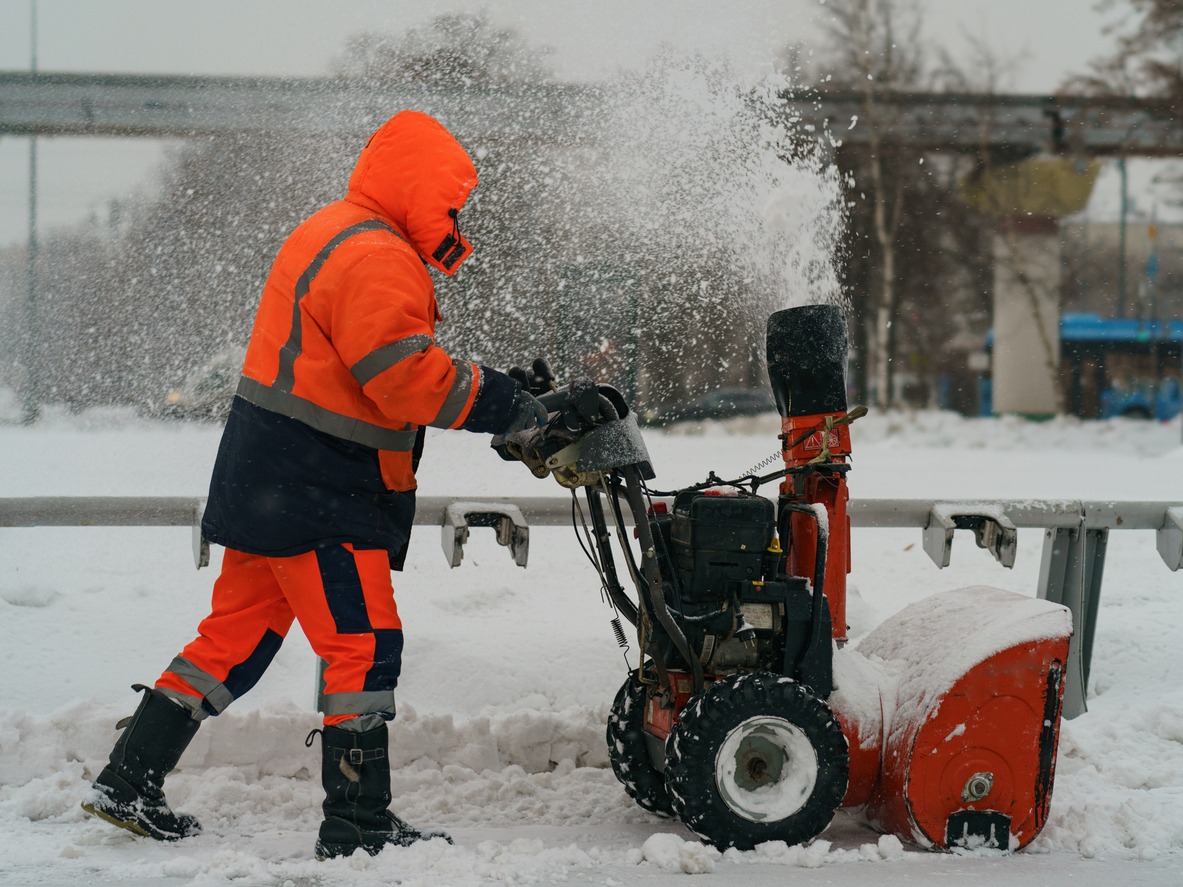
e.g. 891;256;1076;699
806;2;1054;415
816;0;927;408
1081;0;1183;97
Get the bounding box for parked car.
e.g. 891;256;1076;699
639;387;777;426
152;348;245;422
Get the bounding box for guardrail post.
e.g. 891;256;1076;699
1038;525;1108;719
192;498;208;569
1158;506;1183;571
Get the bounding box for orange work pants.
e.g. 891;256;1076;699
156;544;403;725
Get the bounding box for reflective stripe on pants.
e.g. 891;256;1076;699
156;544;403;726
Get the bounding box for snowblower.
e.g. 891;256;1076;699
494;304;1073;853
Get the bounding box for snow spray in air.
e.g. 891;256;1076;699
541;56;849;399
605;61;844;290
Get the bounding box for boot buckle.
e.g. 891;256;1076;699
349;749;364;765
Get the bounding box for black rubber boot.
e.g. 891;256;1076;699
313;721;451;859
81;684;202;841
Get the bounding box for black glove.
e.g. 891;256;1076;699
503;388;548;435
508;358;557;398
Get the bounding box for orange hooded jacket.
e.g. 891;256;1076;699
201;111;520;562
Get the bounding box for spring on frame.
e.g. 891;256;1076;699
611;617;628;649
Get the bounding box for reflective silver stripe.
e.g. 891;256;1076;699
274;218;400;394
166;656;234;715
155;687;211;721
350;334;433;387
237;376;417;451
320;690;397;717
429;360;475;429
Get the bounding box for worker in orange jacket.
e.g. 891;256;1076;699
82;111;547;859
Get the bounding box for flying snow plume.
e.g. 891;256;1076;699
588;56;848;314
468;58;851;395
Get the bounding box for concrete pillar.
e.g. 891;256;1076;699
992;217;1061;418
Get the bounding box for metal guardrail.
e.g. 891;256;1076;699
3;495;1180;719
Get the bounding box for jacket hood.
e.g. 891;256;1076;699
347;111;478;276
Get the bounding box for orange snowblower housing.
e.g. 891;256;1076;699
202;111;520;566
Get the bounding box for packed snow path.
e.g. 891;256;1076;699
1;407;1181;885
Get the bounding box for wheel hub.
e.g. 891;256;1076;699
736;734;784;790
716;716;819;823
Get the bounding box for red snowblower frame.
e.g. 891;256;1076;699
496;304;1072;853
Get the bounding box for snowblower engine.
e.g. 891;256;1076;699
495;304;1072;855
653;490;826;677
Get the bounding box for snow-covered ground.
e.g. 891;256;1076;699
1;406;1181;886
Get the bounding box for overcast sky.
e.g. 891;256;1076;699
0;1;1147;246
0;0;1120;85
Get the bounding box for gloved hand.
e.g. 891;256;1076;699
508;358;557;398
502;388;548;435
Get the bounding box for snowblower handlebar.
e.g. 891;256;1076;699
493;364;653;488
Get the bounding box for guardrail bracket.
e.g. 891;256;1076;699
441;501;529;568
923;503;1018;569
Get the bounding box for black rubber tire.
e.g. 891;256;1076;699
606;670;674;817
664;672;848;850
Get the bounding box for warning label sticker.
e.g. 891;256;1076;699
803;430;841;451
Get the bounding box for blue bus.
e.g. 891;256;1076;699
982;313;1183;420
